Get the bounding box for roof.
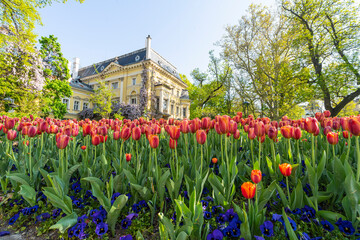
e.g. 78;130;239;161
77;48;183;81
69;78;93;92
180;89;189;100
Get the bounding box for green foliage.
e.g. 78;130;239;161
90;80;114;118
42;79;72;118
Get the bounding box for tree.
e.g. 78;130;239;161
281;0;360;116
185;51;234;119
90;81;114;119
221;4;312;120
39;35;72;119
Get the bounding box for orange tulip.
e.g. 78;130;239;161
281;126;293;139
304;117;318;134
56;135;70;149
219;116;230;134
132;127;141;141
343;130;350;139
254;121;265;137
324;110;331;118
279;163;292;177
113;131;121;140
196;130;207;145
241;182;256;199
82;124;91;136
327;132;339;145
7;130;17;141
251;170;262;184
169;126;180;140
212;158;218;164
341;117;350;131
125;153;132;162
148;134;159;149
169;138;177;149
201;117;211;129
81;146;86;150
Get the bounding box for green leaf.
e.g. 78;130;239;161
107;195;128;235
7;173;31;187
19;185;36;207
49;212;78;233
282;208;298;240
317;210;346;223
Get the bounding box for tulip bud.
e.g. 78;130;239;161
81;146;86;150
254;121;265;137
148;134;159;149
212;158;218;164
219;116;230;134
169;126;180;140
28;126;37;138
304;117;318;134
241;182;256;199
248;128;256;140
126;153;132;162
251;170;262;184
268;126;278;140
324;110;331;118
169;138;177;149
91;135;101;146
7;130;17;141
349;118;360;136
279;163;292;177
132;127;141;141
343;130;350;139
327;132;339;145
233;129;240;140
293;127;302;140
196;130;207;145
56;135;70;149
5;118;15;130
120;127;131;140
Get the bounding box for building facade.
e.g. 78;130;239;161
63;36;190;119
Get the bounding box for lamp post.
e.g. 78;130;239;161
243;101;250;117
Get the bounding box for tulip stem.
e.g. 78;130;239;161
119;140;124;174
258;139;262;169
250;140;254;167
311;135;315;166
29;138;32;181
286;176;291;207
346;133;351;163
356;136;360;182
288;138;292;164
200;144;203;177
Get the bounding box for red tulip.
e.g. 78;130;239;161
324;110;331;118
169;126;180;140
323;126;332;136
341;117;350;131
120;127;131;140
7;130;17;141
81;146;86;150
268;126;278;140
233;129;240;139
56;135;70;149
4;118;15;130
343;131;350;139
28;126;37;138
126;153;132;162
196;130;207;145
39;121;48;133
169;138;177;149
98;126;108;136
148;134;159;149
241;182;256;199
248;128;256;140
349;118;360;136
113;131;121;140
279;163;292;177
251;170;262;184
201;117;211;129
327;132;339;145
49;125;58;134
91;135;101;146
293;127;302;140
132;127;141;141
212;158;218;164
304;117;318;134
82;124;91;136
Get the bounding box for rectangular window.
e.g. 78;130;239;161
171;105;174;114
156;98;159;110
63;99;69;109
83;102;89;110
131;97;137;104
177;90;180;97
183;107;186;118
163;99;168;111
112;82;118;89
74;100;79;111
132;78;136;86
176;107;179;115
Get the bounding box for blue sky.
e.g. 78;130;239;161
35;0;276;81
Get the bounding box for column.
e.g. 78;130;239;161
120;78;124;103
159;90;164;113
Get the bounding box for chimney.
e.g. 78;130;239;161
67;60;72;82
146;35;151;60
72;57;80;79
